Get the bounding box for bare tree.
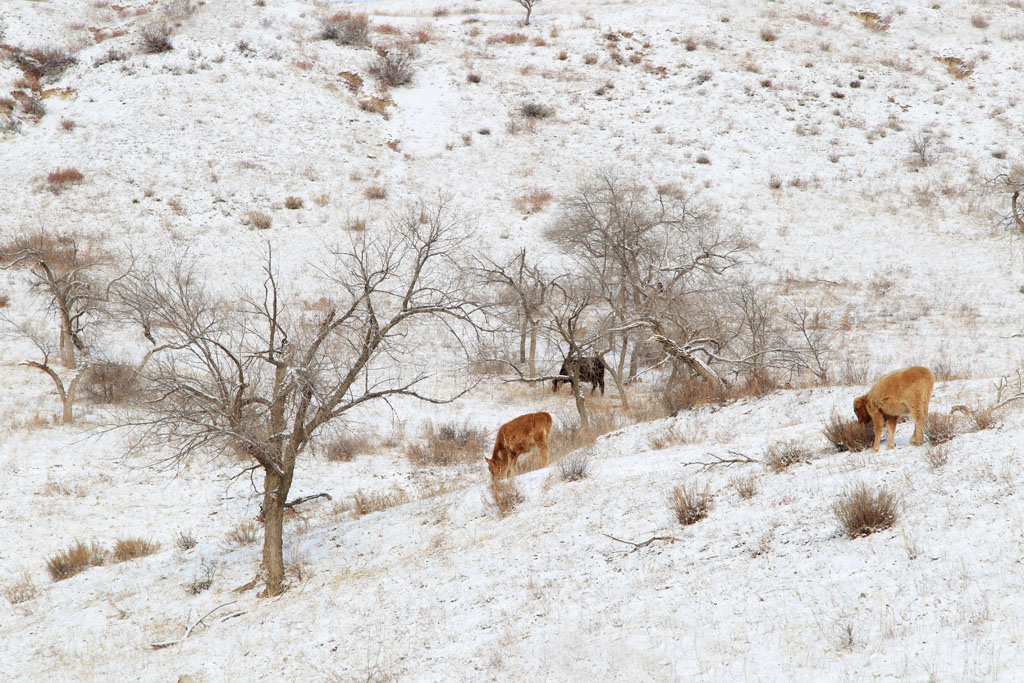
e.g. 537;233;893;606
1;231;129;422
120;200;480;597
476;248;550;377
512;0;541;26
546;173;748;385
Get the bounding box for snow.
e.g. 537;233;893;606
2;0;1024;680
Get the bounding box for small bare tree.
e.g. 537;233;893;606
120;199;480;597
1;231;128;423
512;0;542;25
476;248;550;377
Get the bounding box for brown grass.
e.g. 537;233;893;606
368;46;416;87
924;413;959;445
487;32;528;45
514;187;553;214
833;483;899;537
3;571;38;605
557;454;590;482
47;540;109;581
81;361;139;404
668;482;712;525
352;488;409;517
851;11;889;32
487;479;524;518
284;196;303;209
112;537;160;563
175;530;198;550
550;409;619;458
225;520;260;546
822;412;873;452
364;184;388;200
406;420;488;466
935;55;973;79
46;167;84;193
248;211;272;230
319;11;371;46
325;433;366;462
729;474;759;499
139;23;174;53
764;440;814;472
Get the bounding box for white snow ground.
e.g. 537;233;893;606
2;0;1024;680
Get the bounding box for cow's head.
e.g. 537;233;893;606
852;396;871;425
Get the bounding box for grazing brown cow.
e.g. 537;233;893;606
485;411;553;480
853;366;934;452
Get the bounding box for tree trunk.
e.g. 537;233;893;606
527;320;537;378
62;372;84;425
525;6;532;25
59;313;76;369
259;466;293;597
518;315;527;364
598;352;631;414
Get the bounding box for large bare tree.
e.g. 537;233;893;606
120;200;480;596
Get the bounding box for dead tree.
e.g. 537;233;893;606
512;0;541;25
0;231;120;368
119;199;480;597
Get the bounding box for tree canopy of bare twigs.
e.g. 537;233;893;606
0;231;128;423
512;0;541;26
119;199;482;597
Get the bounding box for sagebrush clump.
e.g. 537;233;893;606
833;483;899;537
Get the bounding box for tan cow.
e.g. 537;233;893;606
485;411;553;480
853;366;934;452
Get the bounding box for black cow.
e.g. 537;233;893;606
553;356;606;396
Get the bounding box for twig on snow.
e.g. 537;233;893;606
603;533;679;554
150;601;238;649
681;450;760;472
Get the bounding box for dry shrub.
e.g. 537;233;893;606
668;482;712;525
81;361;139;404
7;45;78;80
822;412;873;452
140;23;174;53
764;440;814;472
406;420;488;466
60;118;75;132
487;32;528;45
833;483;899;537
515;187;553;214
284;196;303;209
759;27;778;42
729;473;759;499
113;537;160;563
248;211;272;230
368;45;416;87
47;540;109;581
164;0;197;19
320;11;371;46
648;421;703;449
3;571;37;605
661;375;727;414
225;520;260;547
187;559;215;595
519;101;554;119
487;479;524;518
924;444;949;470
550;410;619;458
965;405;997;431
175;530;198;551
325;433;366;462
364;184;388;200
924;413;958;445
352;488;409;517
558;454;590;482
46;167;84;193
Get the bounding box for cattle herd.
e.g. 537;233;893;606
485;361;936;480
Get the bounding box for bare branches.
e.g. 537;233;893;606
150;601;239;649
681;451;760;472
603;534;679;554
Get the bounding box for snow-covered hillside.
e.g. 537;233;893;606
1;0;1023;680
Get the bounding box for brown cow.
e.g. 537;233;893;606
853;366;934;452
485;411;553;480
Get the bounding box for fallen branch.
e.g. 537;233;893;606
603;534;679;554
681;450;760;472
150;601;238;649
284;492;332;511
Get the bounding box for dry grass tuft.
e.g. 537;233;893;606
851;11;889;32
368;45;416;87
46;167;84;193
487;32;528;45
924;444;949;470
520;101;554;119
175;530;198;551
764;440;814;472
113;537;160;563
225;520;260;547
47;540;109;581
924;413;959;445
81;361;139;404
352;488;409;517
729;473;759;499
248;211;272;230
319;11;371;46
550;410;619;458
364;184;389;200
487;479;524;518
284;196;303;210
325;433;366;462
3;571;38;605
833;483;899;537
139;23;174;53
822;412;873;452
558;454;590;482
668;482;712;525
406;420;488;466
515;187;553;214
